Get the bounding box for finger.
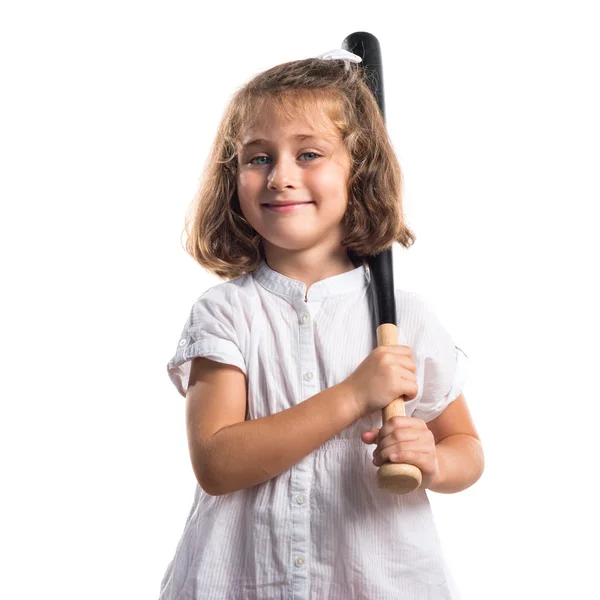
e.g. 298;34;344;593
374;427;433;458
398;356;417;374
362;428;379;435
373;430;422;457
374;446;431;467
384;345;414;358
361;428;379;443
377;416;425;443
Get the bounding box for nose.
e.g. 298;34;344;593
267;155;297;191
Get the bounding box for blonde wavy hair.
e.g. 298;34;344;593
183;57;416;280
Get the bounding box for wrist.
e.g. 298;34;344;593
338;380;365;421
426;464;445;492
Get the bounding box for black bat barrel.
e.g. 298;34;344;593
342;32;386;119
342;32;396;328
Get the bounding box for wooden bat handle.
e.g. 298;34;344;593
375;323;423;493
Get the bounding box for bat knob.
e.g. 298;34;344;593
376;462;422;493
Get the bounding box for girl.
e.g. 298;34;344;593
161;50;484;600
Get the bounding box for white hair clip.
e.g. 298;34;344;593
316;48;362;63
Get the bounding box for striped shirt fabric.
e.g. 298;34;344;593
160;258;468;600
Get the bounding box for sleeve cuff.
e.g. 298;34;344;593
167;338;247;397
412;346;469;423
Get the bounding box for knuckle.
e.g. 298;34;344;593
379;352;393;366
386;360;399;372
393;429;403;440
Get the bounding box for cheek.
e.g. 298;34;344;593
310;164;349;194
311;175;349;213
237;171;257;194
236;174;261;211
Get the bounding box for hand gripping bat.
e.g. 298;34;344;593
342;32;423;494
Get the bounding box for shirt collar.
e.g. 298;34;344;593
254;258;371;302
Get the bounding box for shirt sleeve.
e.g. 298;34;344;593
166;285;246;398
407;293;469;423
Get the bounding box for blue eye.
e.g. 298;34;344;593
300;152;321;161
249;156;269;166
248;152;321;166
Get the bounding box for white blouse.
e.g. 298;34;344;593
160;258;468;600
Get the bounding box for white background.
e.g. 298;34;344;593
1;1;598;598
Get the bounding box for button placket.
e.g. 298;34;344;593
289;298;319;600
291;298;318;598
297;301;318;394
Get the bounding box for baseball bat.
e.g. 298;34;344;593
342;32;423;493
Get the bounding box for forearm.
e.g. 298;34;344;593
202;382;360;496
428;434;485;494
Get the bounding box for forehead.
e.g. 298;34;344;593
237;98;340;149
238;132;336;152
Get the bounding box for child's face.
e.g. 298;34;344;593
235;103;352;258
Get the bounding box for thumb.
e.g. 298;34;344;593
361;428;379;443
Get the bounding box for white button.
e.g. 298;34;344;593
296;494;305;504
178;339;188;347
300;314;309;323
295;557;305;567
303;371;313;381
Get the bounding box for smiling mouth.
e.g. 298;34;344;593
263;202;316;212
263;202;315;207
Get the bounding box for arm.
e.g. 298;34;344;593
426;394;485;493
187;357;361;496
207;383;359;495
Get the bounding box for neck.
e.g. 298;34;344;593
263;245;358;293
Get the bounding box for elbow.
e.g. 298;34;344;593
191;454;223;496
196;468;223;497
198;473;236;497
201;484;222;497
193;455;239;496
197;473;220;496
193;460;259;497
189;434;227;496
470;436;486;486
478;442;486;481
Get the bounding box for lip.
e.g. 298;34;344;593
263;202;315;213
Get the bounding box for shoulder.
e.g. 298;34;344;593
394;288;431;326
394;288;453;348
395;288;449;323
394;287;431;309
187;272;261;329
192;273;251;309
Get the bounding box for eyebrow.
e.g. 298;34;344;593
239;134;330;150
